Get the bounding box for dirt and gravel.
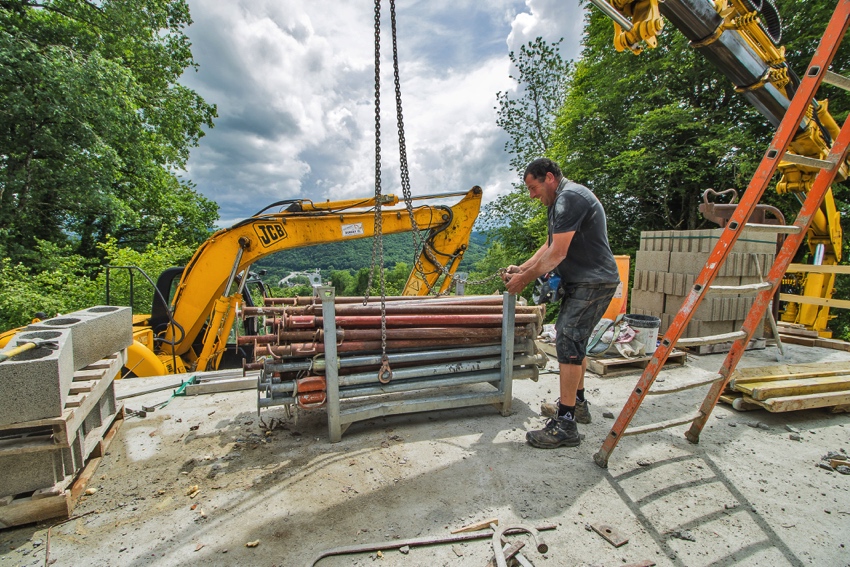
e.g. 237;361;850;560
1;342;848;567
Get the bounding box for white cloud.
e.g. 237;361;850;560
179;0;585;227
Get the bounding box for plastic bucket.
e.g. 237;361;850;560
602;255;630;320
624;314;661;354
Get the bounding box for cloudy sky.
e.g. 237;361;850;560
178;0;587;227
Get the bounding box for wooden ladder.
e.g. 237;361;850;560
594;0;850;468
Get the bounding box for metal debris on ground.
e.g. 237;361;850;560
590;523;628;547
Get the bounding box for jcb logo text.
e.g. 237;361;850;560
254;223;288;247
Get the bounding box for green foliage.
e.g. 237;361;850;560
496;37;571;177
0;0;218;265
479;37;571;283
0;233;195;330
0;240;100;329
253;232;489;288
95;232;197;313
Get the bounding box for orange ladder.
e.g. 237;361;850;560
594;0;850;468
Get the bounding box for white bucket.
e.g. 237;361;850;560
624;314;661;354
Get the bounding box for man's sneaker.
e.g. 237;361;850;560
525;417;580;449
540;399;592;424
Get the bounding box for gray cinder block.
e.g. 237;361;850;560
0;329;74;427
27;306;132;370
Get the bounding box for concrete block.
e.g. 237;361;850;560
0;379;117;498
682;319;733;339
670;252;708;275
664;294;722;321
635;250;670;272
0;329;74;427
631;289;665;314
0;450;68;498
27;306;132;370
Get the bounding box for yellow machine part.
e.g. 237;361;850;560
607;0;846;336
157;187;482;367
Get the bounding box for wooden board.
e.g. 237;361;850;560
778;334;816;347
775;324;819;338
0;408;124;529
778;334;850;352
680;337;765;355
729;361;850;387
586;350;687;377
0;353;122;447
741;391;850;412
738;376;850;401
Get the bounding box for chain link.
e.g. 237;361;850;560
455;268;508;288
367;0;390;380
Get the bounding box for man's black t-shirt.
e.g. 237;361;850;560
547;178;620;285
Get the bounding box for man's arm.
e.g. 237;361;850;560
504;231;574;294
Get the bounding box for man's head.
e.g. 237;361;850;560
523;158;563;206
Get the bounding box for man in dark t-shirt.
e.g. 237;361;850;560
504;158;620;448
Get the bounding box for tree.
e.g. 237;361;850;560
0;0;218;266
0;231;196;330
495;37;571;176
476;37;572;276
551;8;768;255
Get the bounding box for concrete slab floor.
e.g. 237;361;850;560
1;343;848;567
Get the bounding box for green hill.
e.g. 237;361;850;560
254;231;488;283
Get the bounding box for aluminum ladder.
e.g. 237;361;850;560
594;0;850;468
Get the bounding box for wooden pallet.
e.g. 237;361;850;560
680;337;766;355
0;406;124;529
0;353;123;447
586;349;687;377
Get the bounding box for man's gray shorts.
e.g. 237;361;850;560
555;282;619;365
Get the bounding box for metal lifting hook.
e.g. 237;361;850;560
378;354;393;384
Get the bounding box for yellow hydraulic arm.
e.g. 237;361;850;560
157;187;482;371
592;0;847;335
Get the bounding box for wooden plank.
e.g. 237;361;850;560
747;376;850;401
732;361;850;380
586;350;687;377
69;381;96;395
759;391;850;412
786;263;850;274
0;493;70;529
778;334;816;347
680;338;765;355
0;407;123;529
184;377;256;396
775;325;819;338
812;337;850;352
778;293;850;310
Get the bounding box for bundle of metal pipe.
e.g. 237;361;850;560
246;294;546;411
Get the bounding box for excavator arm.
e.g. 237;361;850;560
156;187;482;370
592;0;846;335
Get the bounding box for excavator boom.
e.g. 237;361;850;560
159;187;483;362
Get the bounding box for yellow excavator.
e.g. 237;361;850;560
124;188;482;377
591;0;847;336
0;188;482;377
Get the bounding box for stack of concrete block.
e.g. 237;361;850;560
631;229;777;341
0;306;131;501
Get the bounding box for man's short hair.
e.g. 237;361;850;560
524;158;562;183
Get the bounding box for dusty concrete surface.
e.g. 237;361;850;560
1;343;849;567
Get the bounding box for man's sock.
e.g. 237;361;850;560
557;403;575;420
576;389;586;403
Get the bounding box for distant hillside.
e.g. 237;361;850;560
254;231;489;281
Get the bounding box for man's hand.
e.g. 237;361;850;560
502;265;530;295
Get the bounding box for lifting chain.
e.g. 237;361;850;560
366;0;391;382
